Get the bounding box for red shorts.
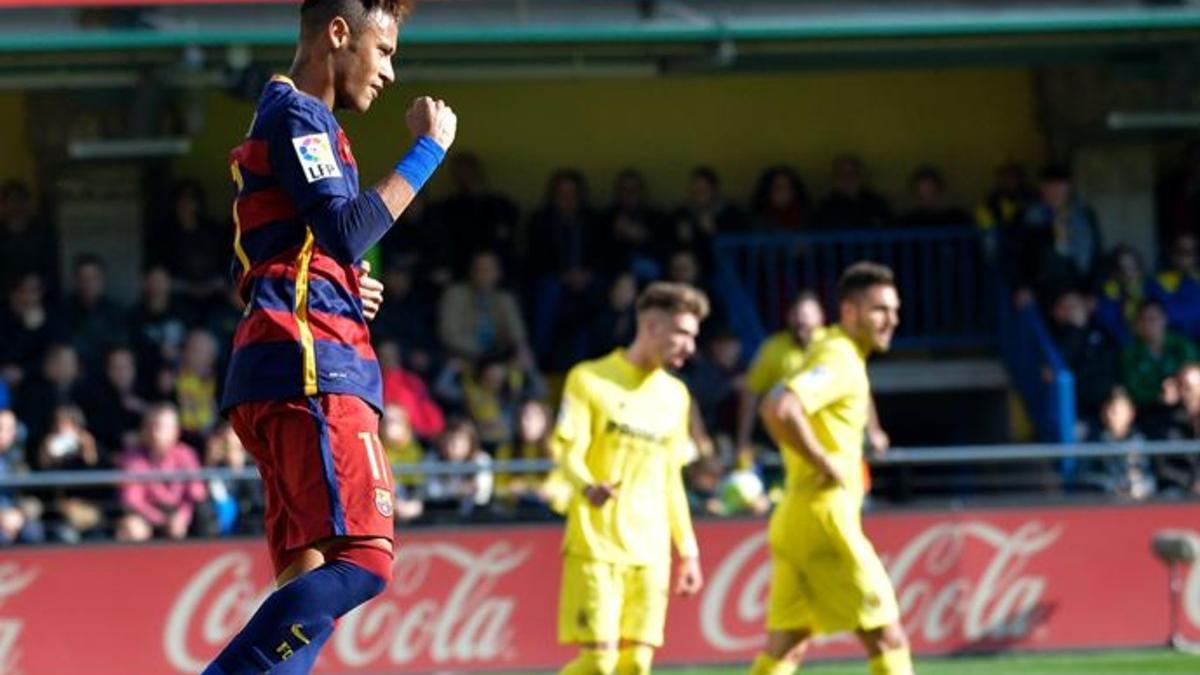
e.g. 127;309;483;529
230;394;394;576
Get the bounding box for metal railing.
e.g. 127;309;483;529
996;285;1076;443
2;440;1195;487
712;227;997;352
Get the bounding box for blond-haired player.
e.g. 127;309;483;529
554;281;708;675
750;262;912;675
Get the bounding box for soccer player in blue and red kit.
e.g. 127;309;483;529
202;0;456;672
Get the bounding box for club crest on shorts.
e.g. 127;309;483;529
374;488;394;517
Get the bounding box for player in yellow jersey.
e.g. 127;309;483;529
736;291;889;494
554;281;708;675
749;262;912;675
736;291;826;452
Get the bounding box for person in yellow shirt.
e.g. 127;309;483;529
736;292;826;452
736;291;890;495
750;262;912;675
554;281;707;675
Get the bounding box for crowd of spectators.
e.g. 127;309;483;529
0;141;1197;542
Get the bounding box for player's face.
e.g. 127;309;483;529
334;11;398;113
653;311;700;369
788;298;824;347
848;284;900;354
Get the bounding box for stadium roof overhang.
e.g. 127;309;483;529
0;1;1198;86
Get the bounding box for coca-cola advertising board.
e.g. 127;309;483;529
0;502;1197;673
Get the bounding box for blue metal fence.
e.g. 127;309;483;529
712;227;999;351
711;228;1077;442
996;286;1077;443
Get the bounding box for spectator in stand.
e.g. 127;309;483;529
0;410;45;544
423;417;492;521
1156;140;1200;247
0;272;63;392
525;169;602;369
438;250;530;365
736;291;826;452
1021;165;1103;302
15;344;87;463
680;331;744;443
751;165;809;231
1148;233;1200;341
685;455;726;517
1156;363;1200;495
670;166;748;270
493;399;559;518
382;191;453;290
64;254;129;377
1095;245;1153;345
0;180;58;295
197;422;263;537
81;346;148;454
599;168;667;280
1121;300;1197;434
811;155;891;230
380;403;425;524
976;162;1036;275
897;164;972;228
1082;387;1155;500
436;152;521;275
1164;362;1200;439
372;260;440;374
39;405;105;542
202;285;246;370
1046;287;1120;434
149;180;229;318
585;272;638;358
173;329;221;445
378;340;445;443
434;352;547;452
127;266;189;397
116;404;205;542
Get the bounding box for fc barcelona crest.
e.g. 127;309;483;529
374;488;394;518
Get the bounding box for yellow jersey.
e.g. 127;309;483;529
554;349;699;567
778;325;870;500
745;328;825;395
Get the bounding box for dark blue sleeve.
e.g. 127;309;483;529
267;102;395;263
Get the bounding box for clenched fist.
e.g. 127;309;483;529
406;96;457;151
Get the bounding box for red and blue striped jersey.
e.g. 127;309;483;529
221;75;382;413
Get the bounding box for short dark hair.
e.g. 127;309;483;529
636;281;710;320
1039;163;1072;183
300;0;411;36
0;179;30;202
690;166;720;188
73;253;106;272
909;164;944;188
837;261;895;303
1137;298;1165;316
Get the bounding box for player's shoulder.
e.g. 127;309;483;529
253;77;336;135
657;368;691;401
763;331;793;352
565;353;613;387
808;326;857;360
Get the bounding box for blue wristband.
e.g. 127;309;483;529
394;135;446;192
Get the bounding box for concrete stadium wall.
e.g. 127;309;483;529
174;67;1046;215
0;91;37;193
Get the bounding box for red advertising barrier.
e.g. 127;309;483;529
1;502;1198;673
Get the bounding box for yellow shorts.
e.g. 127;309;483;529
558;555;670;647
766;490;899;635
